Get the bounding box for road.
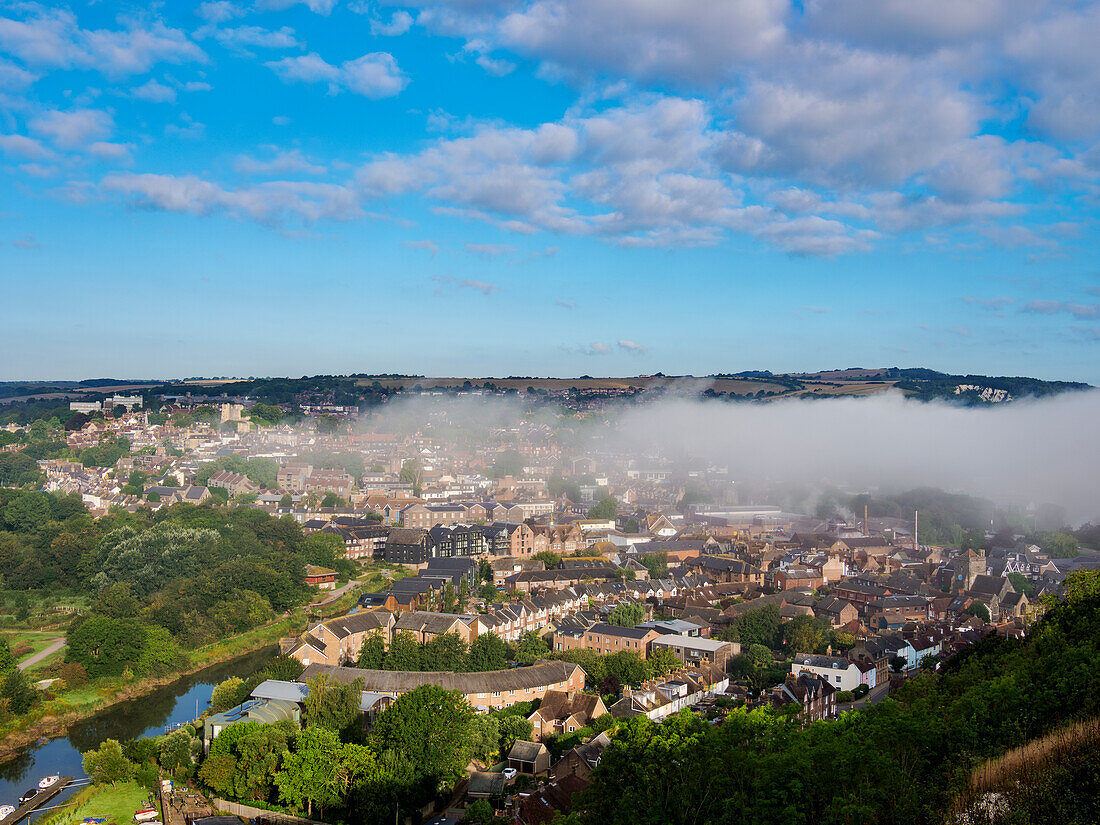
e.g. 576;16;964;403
851;681;891;709
18;638;66;671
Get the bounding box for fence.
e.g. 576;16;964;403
212;799;326;825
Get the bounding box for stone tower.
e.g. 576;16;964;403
952;549;985;592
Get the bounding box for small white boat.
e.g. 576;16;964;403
133;809;159;822
37;776;59;790
0;804;16;820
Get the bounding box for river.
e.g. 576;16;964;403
0;646;277;820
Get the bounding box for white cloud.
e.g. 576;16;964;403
415;0;788;84
195;2;246;24
371;11;413;36
87;141;133;163
101;172;361;225
465;242;515;256
1006;4;1100;141
617;339;646;353
254;0;339;15
0;57;37;89
29;108;113;150
12;233;40;249
0;6;205;77
131;78;177;103
206;25;302;51
234;148;326;176
0;133;55;160
265;51;409;98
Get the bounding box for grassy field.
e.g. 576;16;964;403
41;781;154;825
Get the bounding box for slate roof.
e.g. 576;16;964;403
298;660;582;694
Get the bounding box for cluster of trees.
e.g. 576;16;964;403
550;647;682;696
607;602;644;627
587;496;618;520
0;638;39;718
0;497;357;702
199;674;523;822
355;630;519;673
572;572;1100;825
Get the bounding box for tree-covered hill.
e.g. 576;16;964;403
575;572;1100;825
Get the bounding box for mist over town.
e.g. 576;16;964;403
2;0;1100;822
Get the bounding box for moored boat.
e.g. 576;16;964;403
0;804;16;820
37;776;60;790
18;789;38;806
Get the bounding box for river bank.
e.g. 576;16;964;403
0;612;305;764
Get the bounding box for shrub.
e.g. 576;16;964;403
57;661;88;687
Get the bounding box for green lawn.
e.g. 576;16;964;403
43;781;154;825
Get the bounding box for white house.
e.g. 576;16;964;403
789;654;863;692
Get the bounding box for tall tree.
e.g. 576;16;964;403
303;673;364;733
370;685;475;788
422;631;468;671
82;739;135;787
357;632;385;669
385;631;421;671
466;632;509;672
277;726;342;817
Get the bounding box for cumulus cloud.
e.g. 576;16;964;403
29;108;113;150
101;172;361;225
265;51;409;98
234;148;326;176
254;0;338;15
195;2;246;24
0;133;55;160
0;6;205;77
617;339;646;353
0;57;36;89
417;0;787;84
371;11;414;36
131;78;177;103
205;25;302;52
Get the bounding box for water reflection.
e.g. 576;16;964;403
0;646;276;817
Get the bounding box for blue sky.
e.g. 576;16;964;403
1;0;1098;382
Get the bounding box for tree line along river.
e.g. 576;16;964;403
0;646;276;821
